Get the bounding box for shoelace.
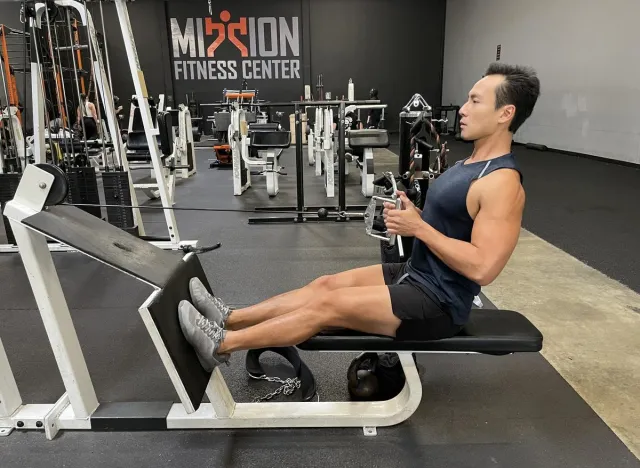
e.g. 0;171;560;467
211;296;232;319
196;316;224;342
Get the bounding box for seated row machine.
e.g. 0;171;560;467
0;164;543;439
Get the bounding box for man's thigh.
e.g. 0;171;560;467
325;264;386;289
320;285;401;337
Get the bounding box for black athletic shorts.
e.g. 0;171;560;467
383;263;463;341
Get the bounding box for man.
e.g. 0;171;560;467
179;62;541;371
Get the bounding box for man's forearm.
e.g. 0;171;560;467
414;222;483;283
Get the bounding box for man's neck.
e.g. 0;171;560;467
468;131;513;163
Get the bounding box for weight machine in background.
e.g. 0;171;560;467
0;0;197;253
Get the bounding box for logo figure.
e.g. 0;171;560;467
206;10;248;57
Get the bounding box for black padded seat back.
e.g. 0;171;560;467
348;129;390;149
132;106;158;132
126;131;163;158
249;130;291;149
157;111;174;156
214;112;231;131
297;309;543;354
126;131;148;151
249;123;279;131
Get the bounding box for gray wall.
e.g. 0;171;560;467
442;0;640;164
309;0;446;132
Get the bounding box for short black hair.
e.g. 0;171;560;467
485;62;540;133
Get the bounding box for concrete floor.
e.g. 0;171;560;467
484;229;640;458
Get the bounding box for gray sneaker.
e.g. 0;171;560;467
189;277;232;327
178;300;230;372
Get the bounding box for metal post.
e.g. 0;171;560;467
99;1;114;101
114;0;181;243
22;5;29;157
294;103;305;223
52;23;75;166
0;44;19;161
66;11;90;160
29;20;46;165
43;8;67;134
83;10;108;166
337;101;346;215
0;336;22;418
9;220;99;419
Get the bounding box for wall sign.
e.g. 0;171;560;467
170;9;301;82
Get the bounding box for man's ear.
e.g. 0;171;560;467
498;104;516;125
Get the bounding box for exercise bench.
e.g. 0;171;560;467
0;164;543;439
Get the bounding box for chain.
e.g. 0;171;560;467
252;376;301;403
207;0;212;15
20;3;25;24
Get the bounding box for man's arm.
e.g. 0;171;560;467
414;170;524;286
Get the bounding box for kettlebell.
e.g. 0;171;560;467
347;353;379;400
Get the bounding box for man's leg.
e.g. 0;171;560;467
218;286;400;353
226;265;386;330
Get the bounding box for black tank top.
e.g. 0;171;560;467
405;153;522;325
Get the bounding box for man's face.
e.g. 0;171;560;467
459;74;512;141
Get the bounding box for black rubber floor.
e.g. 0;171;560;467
0;148;638;467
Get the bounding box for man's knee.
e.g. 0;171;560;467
308;274;339;292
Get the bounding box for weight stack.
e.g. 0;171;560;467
102;171;136;234
0;173;22;245
66;167;101;218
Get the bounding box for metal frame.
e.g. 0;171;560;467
1;164;426;438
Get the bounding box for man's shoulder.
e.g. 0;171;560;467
478;169;525;211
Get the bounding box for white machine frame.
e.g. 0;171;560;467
351;104;388;198
0;107;26;172
0;163;424;439
359;147;375;197
228;96;282;197
173;104;197;180
307;106;336;197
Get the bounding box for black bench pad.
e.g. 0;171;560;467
297;309;542;354
348;129;390;149
249;123;280;131
249;130;291;149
